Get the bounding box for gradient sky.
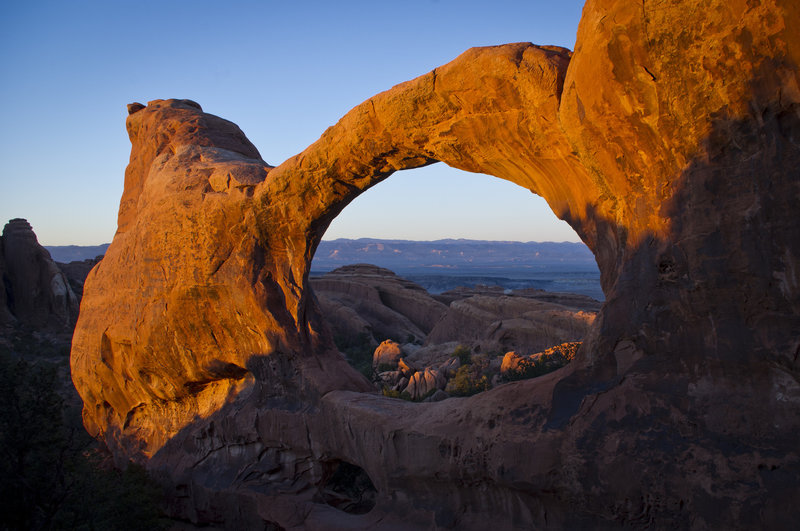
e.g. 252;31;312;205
0;0;585;246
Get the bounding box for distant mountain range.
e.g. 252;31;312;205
311;238;598;274
44;244;110;263
45;239;598;271
44;238;602;299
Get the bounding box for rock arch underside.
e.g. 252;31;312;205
71;1;800;528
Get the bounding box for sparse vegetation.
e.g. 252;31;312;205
334;332;376;379
504;359;552;381
381;387;412;401
451;344;472;365
504;342;580;382
446;365;491;397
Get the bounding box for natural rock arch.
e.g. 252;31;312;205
71;1;800;528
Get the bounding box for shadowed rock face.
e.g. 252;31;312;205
1;218;79;330
71;0;800;528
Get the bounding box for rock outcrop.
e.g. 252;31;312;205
311;264;447;347
403;367;446;401
314;264;595;369
425;293;596;353
71;1;800;529
57;256;103;299
1;219;79;330
372;339;403;369
0;239;13;326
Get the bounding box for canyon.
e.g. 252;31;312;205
70;0;800;528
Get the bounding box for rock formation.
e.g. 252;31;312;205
0;238;13;326
57;256;103;299
372;339;403;369
425;292;595;353
1;219;79;330
71;1;800;528
403;367;446;401
313;264;596;371
311;264;447;346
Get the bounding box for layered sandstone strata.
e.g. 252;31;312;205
72;0;800;528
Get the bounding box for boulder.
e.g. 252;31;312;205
376;370;401;389
402;368;446;401
500;351;523;374
372;339;403;369
423;389;449;403
396;358;414;377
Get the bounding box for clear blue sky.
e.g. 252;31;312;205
0;0;585;246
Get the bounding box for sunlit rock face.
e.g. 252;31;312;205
71;0;800;528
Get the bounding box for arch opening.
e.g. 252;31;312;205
308;163;602;397
318;460;377;515
311;164;601;297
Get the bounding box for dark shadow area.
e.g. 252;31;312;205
319;460;377;515
0;349;167;530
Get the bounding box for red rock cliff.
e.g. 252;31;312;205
71;1;800;528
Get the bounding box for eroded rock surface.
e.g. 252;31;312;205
71;1;800;528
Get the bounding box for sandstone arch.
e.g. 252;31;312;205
72;0;800;528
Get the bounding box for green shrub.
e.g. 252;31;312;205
504;360;550;381
451;344;472;365
381;388;412;401
504;344;578;382
334;332;375;379
446;365;490;397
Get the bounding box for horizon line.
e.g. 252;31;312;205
43;237;588;247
